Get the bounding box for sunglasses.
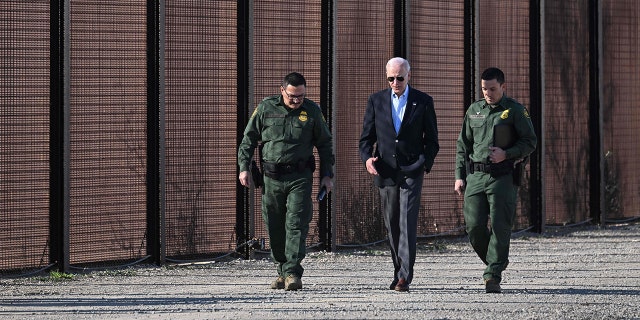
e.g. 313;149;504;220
387;76;405;82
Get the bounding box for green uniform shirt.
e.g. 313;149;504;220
238;95;334;177
455;95;537;180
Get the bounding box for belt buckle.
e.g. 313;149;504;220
475;162;489;173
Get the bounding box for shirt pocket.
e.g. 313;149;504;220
469;117;487;128
262;116;285;141
290;116;314;143
469;117;490;144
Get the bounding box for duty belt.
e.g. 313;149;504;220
276;163;300;174
472;162;492;173
261;156;315;179
262;161;306;175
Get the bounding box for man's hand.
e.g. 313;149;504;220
454;179;465;196
488;147;507;163
239;171;251;188
365;157;379;175
320;175;334;194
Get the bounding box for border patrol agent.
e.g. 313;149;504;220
238;72;334;291
454;67;536;293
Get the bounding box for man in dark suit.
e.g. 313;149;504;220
359;57;439;292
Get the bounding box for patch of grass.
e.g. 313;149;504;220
50;271;74;280
35;271;75;282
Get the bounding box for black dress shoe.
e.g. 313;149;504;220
394;278;409;292
485;278;501;293
389;279;398;290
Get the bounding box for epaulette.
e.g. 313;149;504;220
307;100;321;111
261;94;280;103
501;96;525;109
502;96;517;104
469;98;487;107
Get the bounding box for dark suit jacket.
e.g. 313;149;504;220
359;87;439;186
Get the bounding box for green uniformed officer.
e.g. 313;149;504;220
238;72;334;291
454;67;537;293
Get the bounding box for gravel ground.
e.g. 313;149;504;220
1;223;639;320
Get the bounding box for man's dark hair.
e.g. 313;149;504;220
282;72;306;88
481;67;505;84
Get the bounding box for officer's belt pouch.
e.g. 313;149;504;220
512;157;528;186
513;162;524;186
489;160;514;179
464;154;471;178
250;160;264;188
262;162;280;179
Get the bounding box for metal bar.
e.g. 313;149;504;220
529;0;544;233
49;0;70;273
464;0;475;110
588;0;603;224
146;0;164;265
319;0;335;252
394;0;407;58
236;0;251;259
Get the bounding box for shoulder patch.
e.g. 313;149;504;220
523;108;530;118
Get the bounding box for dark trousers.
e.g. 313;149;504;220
379;173;423;284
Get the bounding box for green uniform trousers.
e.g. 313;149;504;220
463;171;516;282
262;171;313;278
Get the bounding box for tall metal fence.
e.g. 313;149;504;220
0;0;638;273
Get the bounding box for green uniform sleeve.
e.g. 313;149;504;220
237;105;262;172
311;106;335;177
505;106;537;160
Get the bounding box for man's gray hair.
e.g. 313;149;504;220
386;57;410;72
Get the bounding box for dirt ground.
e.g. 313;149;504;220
1;223;639;319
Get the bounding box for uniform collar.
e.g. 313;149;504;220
483;94;508;109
